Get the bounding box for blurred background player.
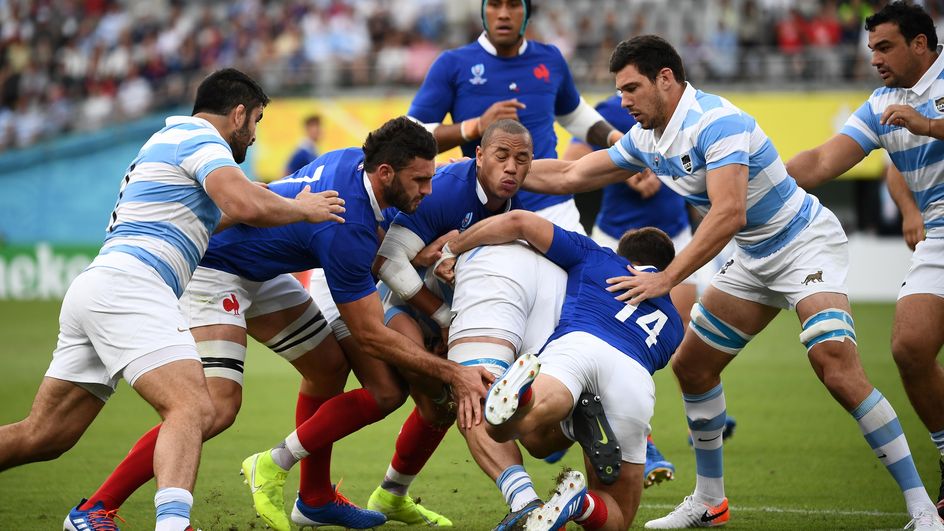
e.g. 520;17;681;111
286;114;322;175
786;2;944;518
407;0;620;233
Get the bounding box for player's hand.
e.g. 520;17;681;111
626;169;661;199
412;230;459;268
606;265;673;305
451;365;493;429
433;256;457;284
295;186;346;223
902;210;926;251
880;104;933;136
480;99;527;131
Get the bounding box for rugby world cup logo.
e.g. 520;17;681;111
460;211;474;229
470;63;487;85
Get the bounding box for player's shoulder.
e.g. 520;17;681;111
434;158;476;184
526;40;567;61
864;85;899;108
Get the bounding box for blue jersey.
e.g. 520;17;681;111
200;148;385;304
543;226;683;374
408;33;581;212
285;140;319;175
578;95;688;240
100;115;240;297
392;159;521;243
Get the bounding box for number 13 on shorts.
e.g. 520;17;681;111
615;303;667;347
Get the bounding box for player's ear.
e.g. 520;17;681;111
377;163;395;184
475;145;484;166
231;104;247;129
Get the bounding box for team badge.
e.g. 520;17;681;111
533;63;550;82
681;153;693;173
470;64;487;85
460;211;474;229
935;96;944;113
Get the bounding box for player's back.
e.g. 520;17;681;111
544;228;683;373
100;115;237;297
200;148;375;281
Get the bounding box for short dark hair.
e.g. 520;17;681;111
609;35;686;84
192;68;270;116
480;118;532;149
304;115;321;126
866;1;938;50
363;116;438;173
617;227;675;271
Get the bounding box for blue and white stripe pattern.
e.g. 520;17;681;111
841;51;944;238
497;465;538;511
684;384;727;484
799;308;857;351
608;82;820;258
100;116;239;297
930;428;944;453
852;389;926;495
689;302;755;355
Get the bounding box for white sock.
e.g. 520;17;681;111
154;487;192;531
380;464;415;497
497;465;539;512
684;384;726;506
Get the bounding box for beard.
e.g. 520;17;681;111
383;173;419;213
229;118;253;163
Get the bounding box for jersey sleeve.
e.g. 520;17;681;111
408;53;456;124
695;111;750;170
317;223;380;304
552;48;581;116
607;134;647;174
543;224;598;270
839;99;881;154
177;133;240;186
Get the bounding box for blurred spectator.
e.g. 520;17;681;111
286;114;322;175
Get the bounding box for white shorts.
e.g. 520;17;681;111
898;238;944;299
535;198;587;235
45;252;199;401
711;208;849;310
540;331;655;465
181;267;314;329
448;242;566;356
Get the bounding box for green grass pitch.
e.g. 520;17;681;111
0;300;939;530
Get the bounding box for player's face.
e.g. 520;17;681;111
229;105;263;164
383;157;435;214
476;131;532;200
484;0;525;48
868;22;926;88
614;64;668;131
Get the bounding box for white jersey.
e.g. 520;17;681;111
607;82;821;259
841;50;944;239
100;116;240;297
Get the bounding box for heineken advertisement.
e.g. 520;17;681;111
0;243;98;300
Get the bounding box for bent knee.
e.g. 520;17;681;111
367;384;408;414
891;336;938;373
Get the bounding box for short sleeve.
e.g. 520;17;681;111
839;100;881;154
318;223;380;304
543;224;598;270
552;48;581;116
177;133;239;186
607;134;647;174
408;53;456;124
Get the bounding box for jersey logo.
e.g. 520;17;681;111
533;63;550;82
460;211;474;229
802;270;824;285
935;96;944;113
509;82;519;92
719;258;734;275
222;293;240;315
470;63;487;85
681;153;693;173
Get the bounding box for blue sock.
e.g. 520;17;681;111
497;465;539;512
684;383;726;506
853;389;934;516
930;428;944;456
155;487;192;531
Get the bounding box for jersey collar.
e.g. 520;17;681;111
655;82;696;155
908;44;944;97
166;115;224;140
477;32;528;56
363;171;385;222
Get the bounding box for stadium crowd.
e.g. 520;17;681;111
3;0;942;150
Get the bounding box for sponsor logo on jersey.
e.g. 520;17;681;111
470;63;487;85
681;153;693;173
533;63;550;82
935;96;944;113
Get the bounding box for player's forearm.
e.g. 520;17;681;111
523;159;584;194
407;286;446;319
433;122;474;153
885;165;921;217
359;321;457;383
449;215;521;255
665;209;742;286
786;149;833;190
586;120;619;148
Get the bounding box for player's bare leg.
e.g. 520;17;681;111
891;295;944;444
0;377;104;470
582;453;644;530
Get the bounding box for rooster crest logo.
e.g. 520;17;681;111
222;293;240;315
470;64;487;85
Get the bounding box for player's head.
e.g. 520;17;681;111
304;115;321;142
363;116;437;214
476;119;533;202
192;68;269;164
617;227;675;271
482;0;531;48
865;1;937;88
609;35;685;131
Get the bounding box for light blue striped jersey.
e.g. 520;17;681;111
607;83;822;258
100;116;240;297
841;51;944;238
